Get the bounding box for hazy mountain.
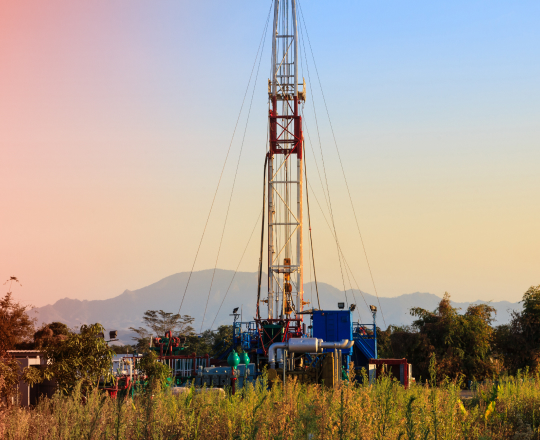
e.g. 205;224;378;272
33;269;521;344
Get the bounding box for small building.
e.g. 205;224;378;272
7;350;56;406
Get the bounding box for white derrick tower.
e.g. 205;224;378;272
267;0;306;321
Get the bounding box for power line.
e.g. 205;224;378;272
297;8;349;308
305;174;369;323
298;1;386;328
177;2;273;317
209;207;264;331
303;144;320;309
199;8;271;332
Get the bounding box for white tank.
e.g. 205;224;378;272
287;338;319;353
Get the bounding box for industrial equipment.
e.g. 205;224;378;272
118;1;411;394
172;0;411;391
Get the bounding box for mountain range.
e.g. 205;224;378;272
32;269;521;345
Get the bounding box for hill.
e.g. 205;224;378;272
33;269;521;344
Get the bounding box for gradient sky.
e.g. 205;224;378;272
1;0;539;310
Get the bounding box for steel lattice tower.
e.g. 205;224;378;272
267;0;306;320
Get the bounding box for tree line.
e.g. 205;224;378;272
127;309;232;358
0;295;232;403
377;285;540;382
1;284;539;402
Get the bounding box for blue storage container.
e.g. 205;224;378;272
312;310;353;355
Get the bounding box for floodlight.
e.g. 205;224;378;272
338;302;345;309
349;304;356;311
109;330;118;340
233;307;239;314
369;305;377;312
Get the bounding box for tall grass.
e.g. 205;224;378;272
1;372;540;439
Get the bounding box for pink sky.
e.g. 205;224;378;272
1;1;539;308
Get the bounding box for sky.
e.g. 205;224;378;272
1;0;539;310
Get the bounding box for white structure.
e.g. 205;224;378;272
267;0;307;320
7;350;53;407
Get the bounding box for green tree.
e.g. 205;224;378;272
378;325;433;378
33;321;70;349
494;284;540;373
376;325;431;362
137;351;172;389
0;292;36;352
184;330;213;356
212;325;233;355
129;310;195;352
37;323;114;394
110;344;134;355
522;285;540;317
184;324;233;357
0;291;37;405
389;293;496;381
0;355;20;406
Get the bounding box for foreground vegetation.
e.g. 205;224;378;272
2;370;540;440
2;285;540;439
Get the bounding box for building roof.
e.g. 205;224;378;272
6;350;44;357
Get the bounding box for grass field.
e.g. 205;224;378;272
2;370;540;439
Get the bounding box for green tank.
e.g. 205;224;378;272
227;350;240;368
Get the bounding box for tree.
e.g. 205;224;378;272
129;310;195;352
184;325;233;357
137;351;172;389
494;285;540;373
0;355;20;406
35;323;114;394
185;330;213;356
522;285;540;318
110;344;134;355
33;321;70;349
0;292;36;353
388;293;496;381
378;325;433;379
0;291;37;405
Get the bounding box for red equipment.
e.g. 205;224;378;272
369;358;413;389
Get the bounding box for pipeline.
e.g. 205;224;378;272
268;338;353;369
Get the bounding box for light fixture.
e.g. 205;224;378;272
338;302;345;310
349;304;356;311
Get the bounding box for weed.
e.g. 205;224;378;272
3;373;540;439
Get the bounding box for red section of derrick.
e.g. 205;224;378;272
269;96;302;157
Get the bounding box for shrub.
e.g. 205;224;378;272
2;373;540;439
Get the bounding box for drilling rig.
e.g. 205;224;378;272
254;0;307;362
112;1;413;393
205;0;407;388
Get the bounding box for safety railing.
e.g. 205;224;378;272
157;354;211;377
353;322;376;340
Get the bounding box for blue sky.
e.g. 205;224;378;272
1;0;538;308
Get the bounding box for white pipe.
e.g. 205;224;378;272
268;342;288;368
283;349;287;384
276;348;284;368
268;338;353;368
319;340;354;350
